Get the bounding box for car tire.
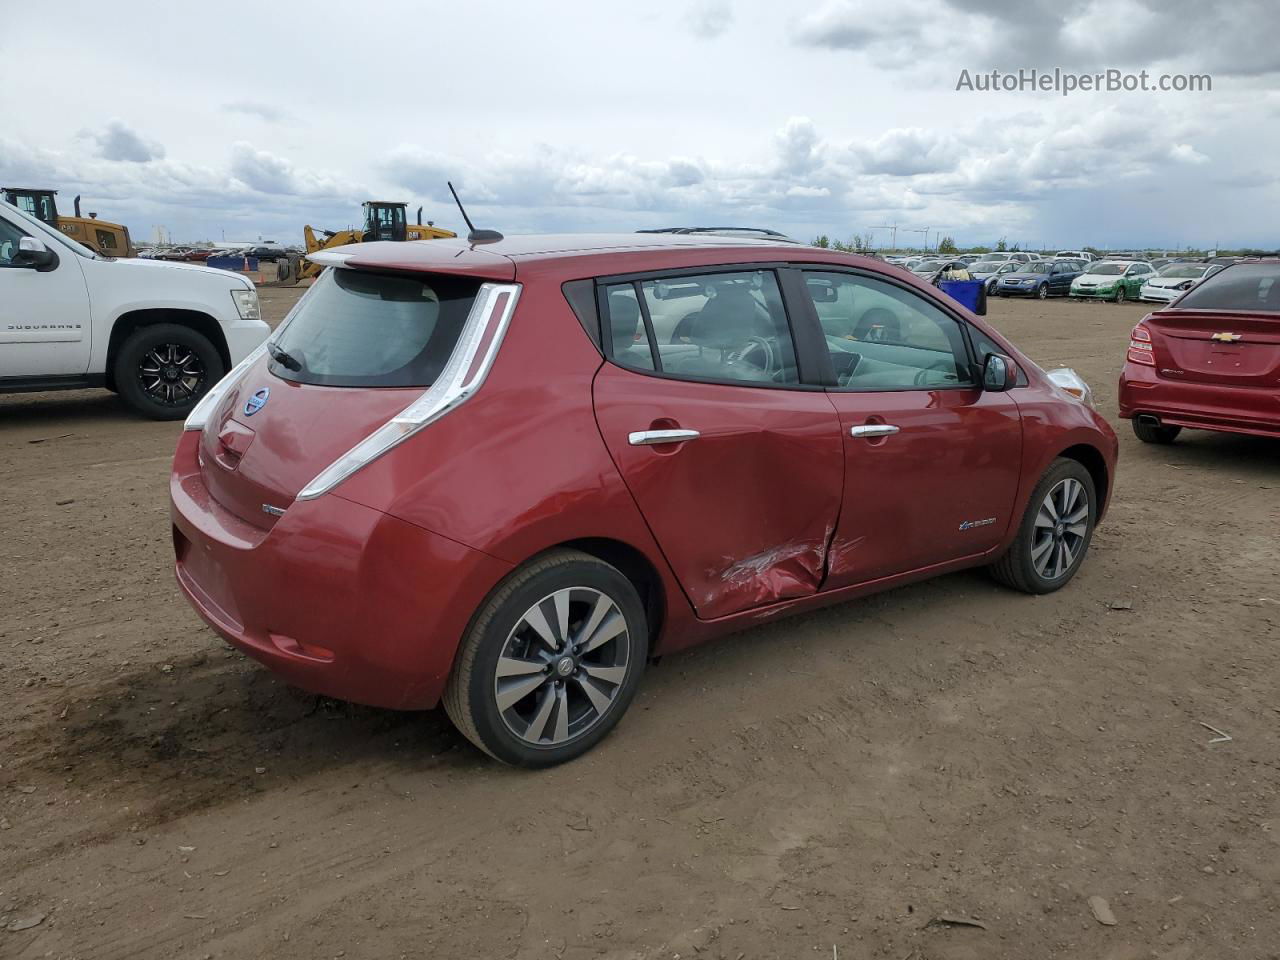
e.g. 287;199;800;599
1037;283;1049;300
1113;286;1126;303
1132;418;1182;444
989;458;1097;595
114;323;225;421
443;549;649;767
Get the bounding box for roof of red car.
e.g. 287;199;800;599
334;233;813;279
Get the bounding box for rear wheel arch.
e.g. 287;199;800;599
557;538;667;650
105;308;230;391
446;537;669;682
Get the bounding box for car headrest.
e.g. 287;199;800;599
853;307;900;341
608;291;641;349
693;285;764;350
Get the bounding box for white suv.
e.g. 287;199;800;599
1;200;269;419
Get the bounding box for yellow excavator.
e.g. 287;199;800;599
3;187;135;257
300;201;455;280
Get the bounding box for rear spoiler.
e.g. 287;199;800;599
306;250;354;269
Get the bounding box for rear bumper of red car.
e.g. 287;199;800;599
169;432;511;710
1118;364;1280;438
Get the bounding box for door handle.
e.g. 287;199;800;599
629;428;701;446
850;424;900;438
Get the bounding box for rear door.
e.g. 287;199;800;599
1051;261;1076;293
799;269;1023;587
591;267;844;620
1126;263;1153;297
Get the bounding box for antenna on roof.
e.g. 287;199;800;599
447;181;503;245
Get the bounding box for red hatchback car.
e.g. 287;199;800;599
171;235;1117;766
1120;260;1280;443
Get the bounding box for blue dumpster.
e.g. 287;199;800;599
207;255;259;272
937;279;986;314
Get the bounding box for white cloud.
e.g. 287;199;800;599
686;0;733;38
1169;143;1209;165
80;120;165;163
224;101;294;124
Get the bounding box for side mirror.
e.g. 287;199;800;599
982;352;1018;391
14;236;57;270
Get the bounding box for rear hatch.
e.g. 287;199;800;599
199;267;487;528
1144;263;1280;386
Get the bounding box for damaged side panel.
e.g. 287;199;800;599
707;527;833;613
592;362;844;622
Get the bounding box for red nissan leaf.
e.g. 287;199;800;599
170;234;1117;766
1119;260;1280;443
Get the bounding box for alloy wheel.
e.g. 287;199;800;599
1037;283;1049;299
138;343;207;406
1031;478;1089;580
494;587;631;747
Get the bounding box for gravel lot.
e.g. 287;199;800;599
2;286;1277;959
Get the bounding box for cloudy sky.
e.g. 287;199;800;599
3;0;1277;249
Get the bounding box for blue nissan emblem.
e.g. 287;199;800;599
244;387;269;416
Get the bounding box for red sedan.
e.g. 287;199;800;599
1120;260;1280;443
170;234;1117;766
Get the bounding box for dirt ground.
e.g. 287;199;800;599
2;286;1277;960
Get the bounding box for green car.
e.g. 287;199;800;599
1069;261;1155;302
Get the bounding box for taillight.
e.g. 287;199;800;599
1127;323;1155;366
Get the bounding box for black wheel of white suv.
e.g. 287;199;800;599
989;458;1096;595
114;323;224;420
443;549;648;767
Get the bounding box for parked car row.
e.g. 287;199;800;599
955;256;1230;304
140;243;301;263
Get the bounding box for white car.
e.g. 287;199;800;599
1;199;270;419
1055;250;1095;262
1139;262;1223;303
969;259;1024;291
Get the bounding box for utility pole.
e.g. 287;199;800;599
870;221;899;252
905;227;929;253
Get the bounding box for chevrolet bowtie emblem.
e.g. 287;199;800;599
1211;332;1242;342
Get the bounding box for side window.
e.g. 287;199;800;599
601;283;656;372
0;217;29;267
604;270;799;385
803;271;974;390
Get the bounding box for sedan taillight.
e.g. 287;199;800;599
1127;323;1155;366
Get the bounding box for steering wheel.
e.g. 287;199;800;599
725;336;776;376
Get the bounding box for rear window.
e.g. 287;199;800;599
1175;263;1280;312
270;268;481;386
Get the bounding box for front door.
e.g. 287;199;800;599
0;214;93;378
591;268;844;620
801;269;1023;587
